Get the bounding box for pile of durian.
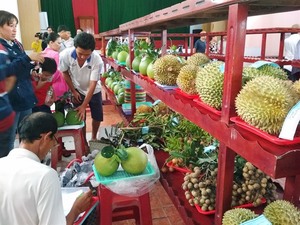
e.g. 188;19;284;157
222;200;300;225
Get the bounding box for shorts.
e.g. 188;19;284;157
73;91;103;122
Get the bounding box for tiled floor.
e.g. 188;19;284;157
58;102;186;225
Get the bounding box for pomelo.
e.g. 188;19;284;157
65;110;82;125
117;51;128;63
94;153;119;177
121;147;148;175
139;56;153;75
52;111;65;127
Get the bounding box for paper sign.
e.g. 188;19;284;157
279;101;300;140
240;215;272;225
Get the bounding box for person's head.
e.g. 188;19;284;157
34;32;41;41
38;57;57;81
200;30;207;41
74;32;95;60
18;112;58;159
291;24;300;34
47;26;53;33
76;28;83;35
0;10;18;41
57;25;69;40
46;32;61;52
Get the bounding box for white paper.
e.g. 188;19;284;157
62;190;83;216
279;101;300;140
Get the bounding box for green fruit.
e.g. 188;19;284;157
112;51;119;60
94;153;119;177
222;208;257;225
139;56;153;75
264;200;300;225
146;62;154;79
121;147;148;175
113;84;122;95
117;87;124;95
186;53;210;66
105;77;113;86
132;56;142;72
117;92;125;104
65;110;82;125
117;51;128;63
52;111;65;127
195;61;224;110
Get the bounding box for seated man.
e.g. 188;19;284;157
0;112;92;225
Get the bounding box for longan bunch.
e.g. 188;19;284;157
182;166;218;211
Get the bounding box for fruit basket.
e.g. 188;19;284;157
93;161;155;185
230;116;300;145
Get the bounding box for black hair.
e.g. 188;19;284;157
45;32;59;44
41;57;57;74
57;25;69;33
0;10;18;27
47;26;53;30
74;32;95;51
18;112;58;143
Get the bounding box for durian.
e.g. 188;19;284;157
187;53;210;67
195;61;224;110
222;208;257;225
176;64;199;95
235;76;299;134
242;65;288;85
153;54;183;86
263;200;300;225
136;105;153;114
153;101;171;115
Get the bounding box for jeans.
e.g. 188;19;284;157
7;109;32;151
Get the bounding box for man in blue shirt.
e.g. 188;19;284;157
193;30;207;53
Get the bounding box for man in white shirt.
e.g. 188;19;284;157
284;24;300;74
0;112;92;225
59;32;104;150
57;25;74;52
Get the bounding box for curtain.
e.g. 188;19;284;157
97;0;187;32
41;0;76;36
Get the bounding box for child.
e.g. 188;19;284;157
32;57;57;113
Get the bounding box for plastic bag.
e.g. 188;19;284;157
103;143;160;197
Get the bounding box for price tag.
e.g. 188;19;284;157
279;101;300;140
250;60;280;69
240;215;272;225
141;126;149;134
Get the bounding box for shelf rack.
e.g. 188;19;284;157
98;1;300;224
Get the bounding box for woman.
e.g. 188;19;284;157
42;32;69;101
0;10;44;152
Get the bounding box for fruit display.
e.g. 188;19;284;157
263;200;300;225
195;61;224;110
182;156;277;212
235;76;300;134
153;54;184;85
176;64;199;95
222;208;257;225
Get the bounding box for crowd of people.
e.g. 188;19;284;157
0;9;103;225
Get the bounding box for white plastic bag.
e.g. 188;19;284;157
104;144;160;197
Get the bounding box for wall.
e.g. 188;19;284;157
18;0;41;50
72;0;99;34
1;0;22;42
245;10;300;56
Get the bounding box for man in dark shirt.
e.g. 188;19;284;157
193;30;207;53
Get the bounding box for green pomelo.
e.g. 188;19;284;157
121;147;148;175
117;93;125;104
126;54;131;68
94;153;119;177
139;56;153;75
132;56;142;72
147;62;155;79
105;77;113;86
112;51;119;60
65;110;82;125
117;87;124;95
117;51;128;63
113;84;122;95
52;111;65;127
